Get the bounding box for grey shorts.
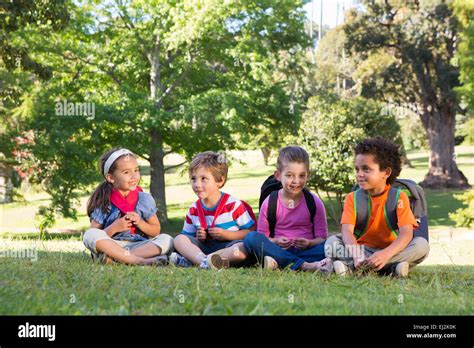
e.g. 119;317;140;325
182;234;242;255
83;228;174;259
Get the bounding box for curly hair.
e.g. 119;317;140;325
354;137;401;184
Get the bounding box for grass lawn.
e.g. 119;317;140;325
0;242;472;315
0;146;473;315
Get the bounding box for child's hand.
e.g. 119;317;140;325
197;227;207;242
353;254;367;269
367;250;391;271
208;227;227;241
125;211;141;226
112;216;133;232
275;237;292;249
293;238;311;249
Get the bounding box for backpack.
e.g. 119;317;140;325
195;193;257;240
351;179;429;241
259;175;317;238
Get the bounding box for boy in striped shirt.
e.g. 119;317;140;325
171;151;256;270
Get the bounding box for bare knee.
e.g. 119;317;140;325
231;243;247;261
174;234;191;249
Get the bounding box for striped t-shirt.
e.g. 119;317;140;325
181;192;255;237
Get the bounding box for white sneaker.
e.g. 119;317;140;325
169;252;193;268
334;260;351;276
394;261;409;278
263;256;278;270
316;257;334;273
207;254;229;270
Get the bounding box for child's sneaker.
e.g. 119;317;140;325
316;257;334;273
170;252;193;268
263;256;278;270
206;254;229;270
334;260;351;276
150;255;169;266
91;252;114;265
394;261;409;278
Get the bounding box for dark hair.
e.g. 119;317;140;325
277;146;310;172
86;148;137;217
189;151;228;188
354;137;401;184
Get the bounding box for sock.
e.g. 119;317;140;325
199;258;209;269
198;253;208;269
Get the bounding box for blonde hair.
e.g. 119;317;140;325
189;151;228;188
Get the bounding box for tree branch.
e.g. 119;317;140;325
164;160;187;172
58;51;124;87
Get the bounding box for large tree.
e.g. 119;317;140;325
344;0;470;189
11;0;310;223
453;0;474;114
0;0;70;203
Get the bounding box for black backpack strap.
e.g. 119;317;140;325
354;189;370;239
302;189;316;238
267;191;279;238
259;175;282;209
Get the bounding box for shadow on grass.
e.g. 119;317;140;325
409;152;473;168
424;189;467;227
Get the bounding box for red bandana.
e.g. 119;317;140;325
110;186;143;234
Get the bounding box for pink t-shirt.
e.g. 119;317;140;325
258;189;328;240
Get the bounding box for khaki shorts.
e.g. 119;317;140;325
83;228;174;260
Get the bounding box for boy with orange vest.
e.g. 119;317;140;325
325;137;430;277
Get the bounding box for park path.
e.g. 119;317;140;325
424;228;474;266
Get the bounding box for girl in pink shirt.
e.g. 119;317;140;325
243;146;334;272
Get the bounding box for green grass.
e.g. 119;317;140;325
0;247;472;315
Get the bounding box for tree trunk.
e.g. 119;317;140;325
149;129;168;222
261;147;271;166
398;142;413;168
419;109;470;189
401;154;412;168
148;36;169;222
0;162;13;204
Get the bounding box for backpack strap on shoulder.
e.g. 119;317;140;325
384;186;401;238
267;190;279;238
302;188;316;238
354;189;370;239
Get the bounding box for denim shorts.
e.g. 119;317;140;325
183;235;243;255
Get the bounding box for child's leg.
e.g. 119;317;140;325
129;234;174;258
173;234;207;265
95;239;157;264
212;242;248;266
243;231;305;270
292;242;326;262
324;234;360;270
382;237;430;270
84;229;162;265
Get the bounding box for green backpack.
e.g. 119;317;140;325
351;179;429;241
